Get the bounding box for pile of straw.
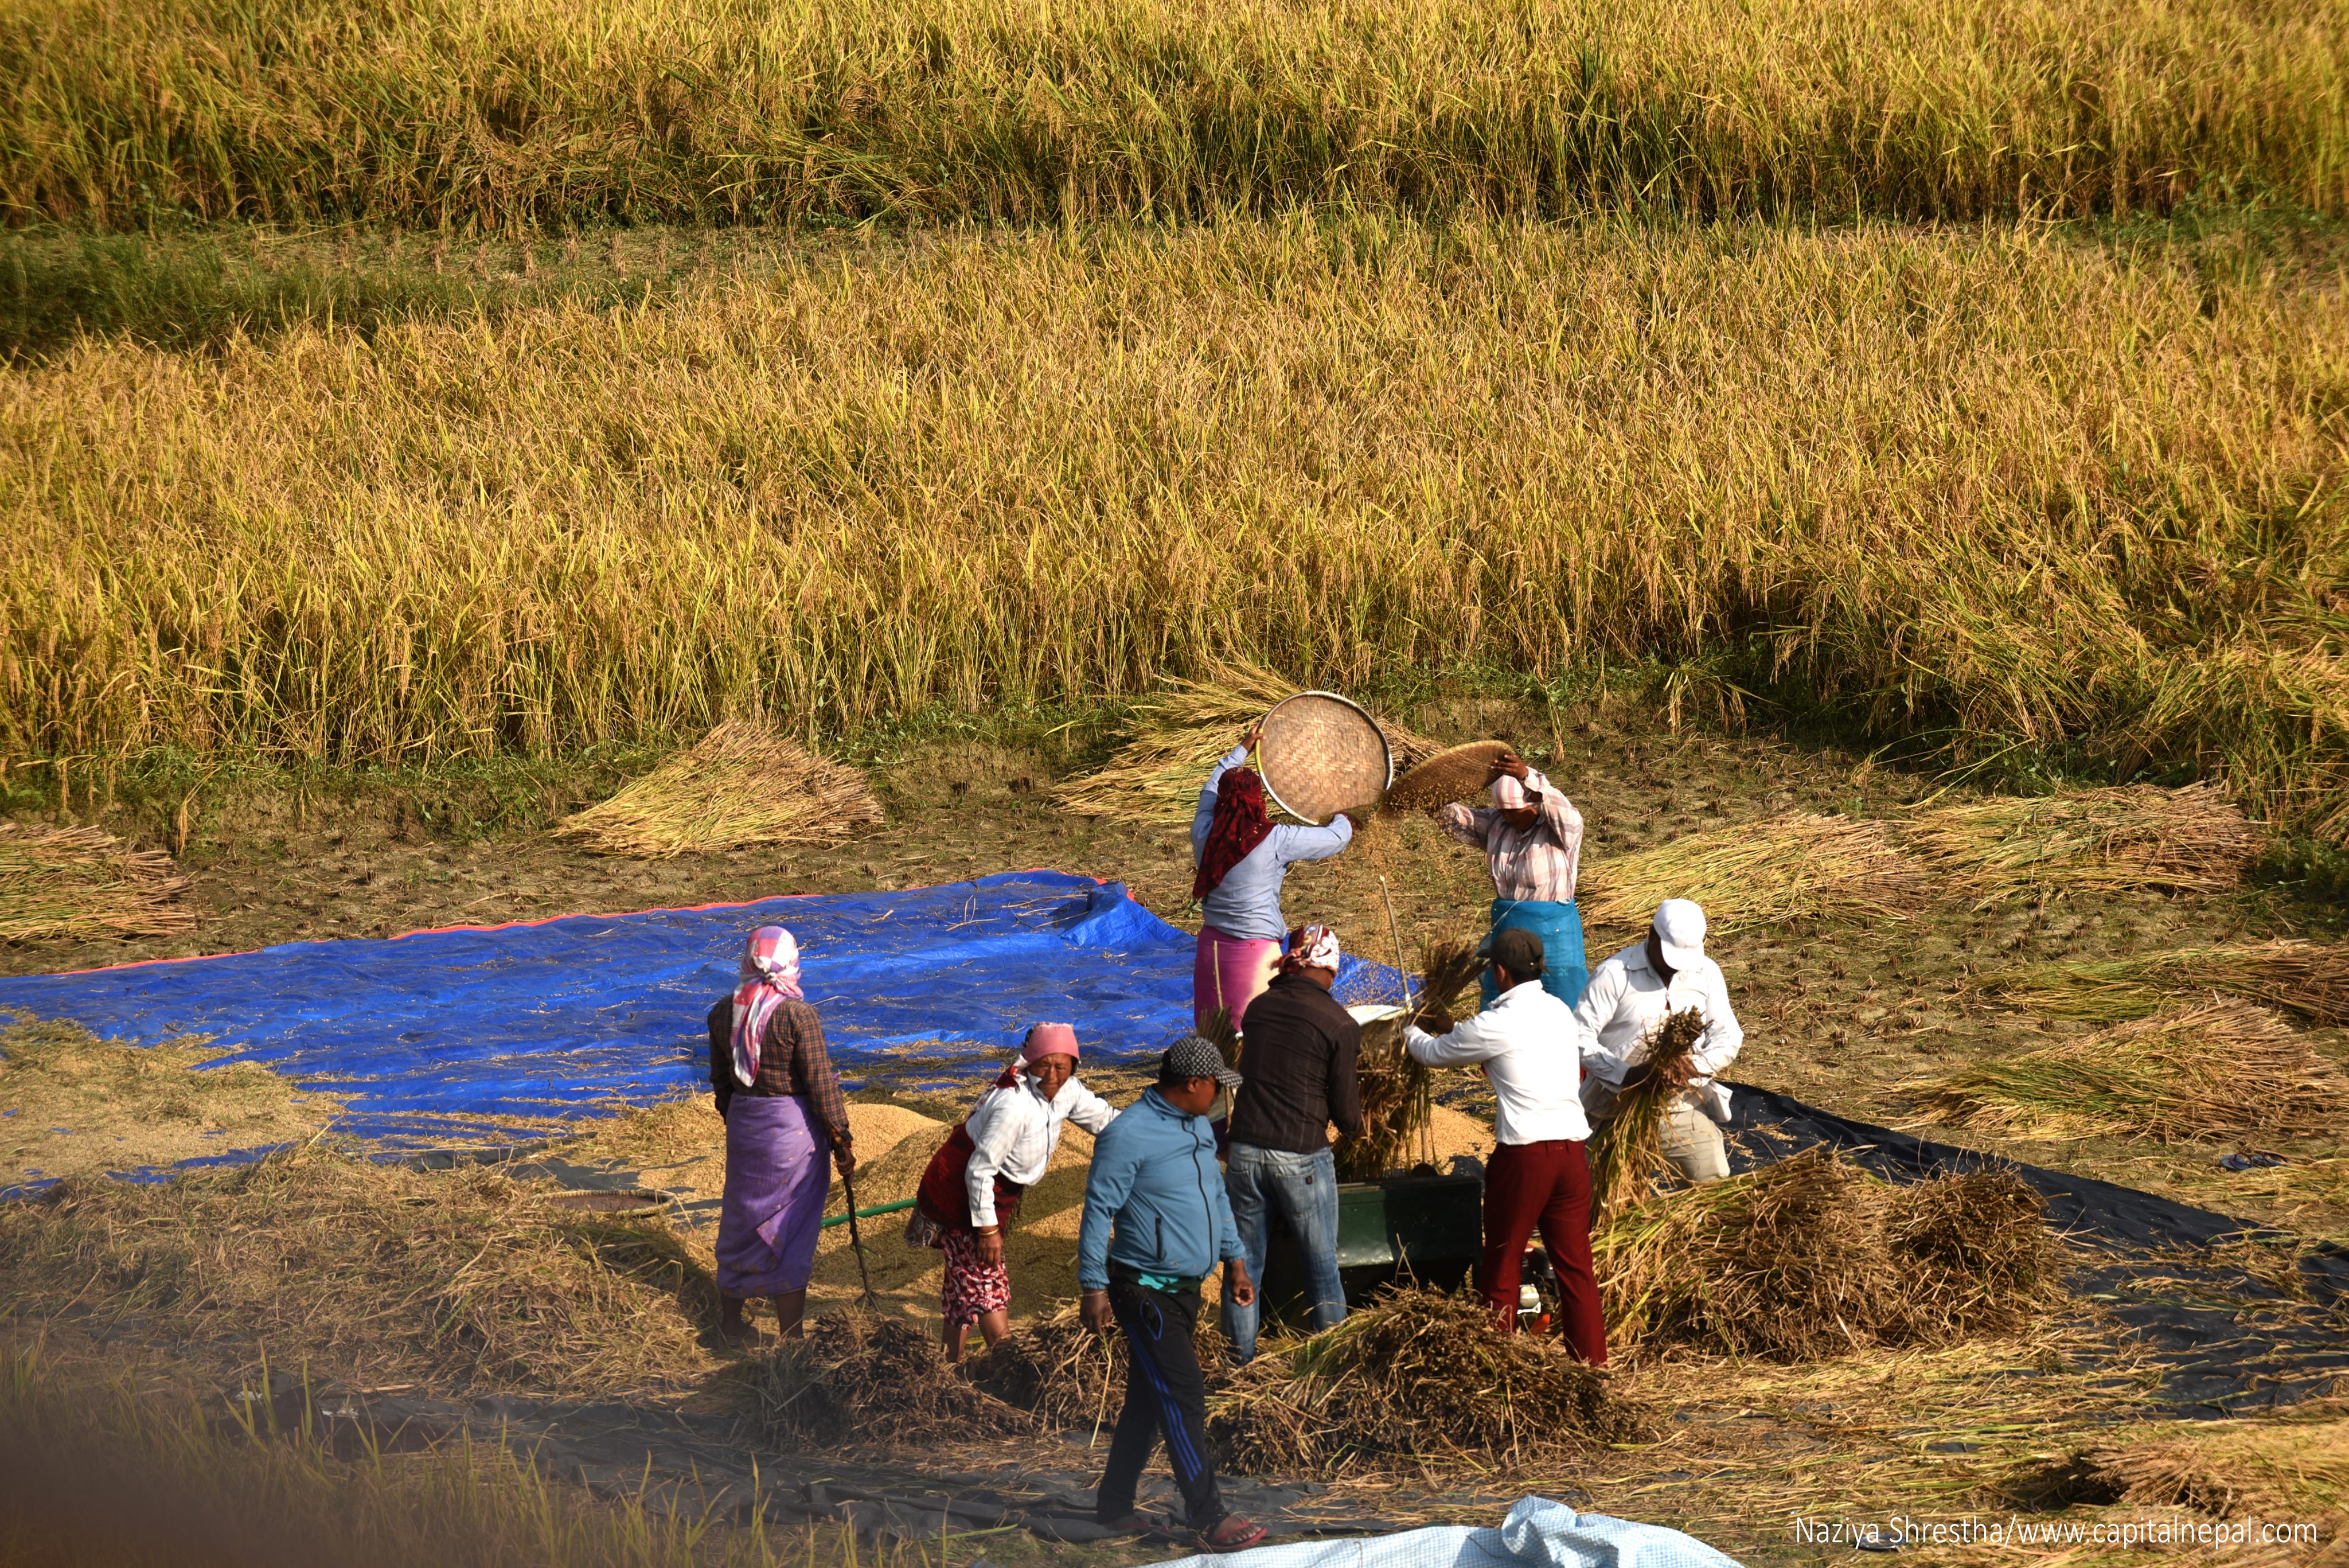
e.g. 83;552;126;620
756;1309;1031;1448
1586;1008;1708;1216
1334;936;1484;1181
1978;939;2349;1026
0;823;192;942
970;1300;1180;1432
1206;1288;1648;1477
1380;741;1515;813
1905;782;2260;903
1577;814;1929;934
1052;662;1434;826
1593;1150;2059;1362
557;720;881;857
1907;1000;2348;1144
2054;1407;2349;1518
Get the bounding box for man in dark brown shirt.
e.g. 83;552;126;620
1223;923;1363;1363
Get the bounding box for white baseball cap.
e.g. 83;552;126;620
1652;899;1707;969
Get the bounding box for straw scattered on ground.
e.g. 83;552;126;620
1978;940;2349;1027
0;822;192;941
1577;814;1928;934
2024;1400;2349;1522
557;721;881;857
1906;782;2261;904
1381;742;1515;814
1;1015;338;1184
1053;662;1434;826
1207;1288;1650;1478
1586;1008;1708;1218
1907;1000;2349;1144
754;1308;1031;1448
1334;935;1482;1181
0;1149;721;1394
1593;1149;2061;1363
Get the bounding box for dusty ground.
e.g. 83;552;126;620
4;698;2346;1565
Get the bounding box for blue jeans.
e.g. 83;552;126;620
1222;1142;1345;1363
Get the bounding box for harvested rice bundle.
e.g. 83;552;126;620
1585;1008;1707;1216
2052;1408;2349;1517
1906;1000;2347;1143
756;1308;1032;1448
1978;940;2349;1026
1207;1287;1649;1477
1051;661;1435;826
1906;782;2259;903
1334;936;1484;1181
1380;741;1515;813
973;1300;1232;1430
0;823;192;942
558;720;880;857
1592;1150;2058;1362
1577;814;1928;934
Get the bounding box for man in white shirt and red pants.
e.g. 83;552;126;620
1576;899;1745;1184
1404;927;1605;1363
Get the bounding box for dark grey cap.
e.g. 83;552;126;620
1158;1034;1244;1090
1478;926;1546;977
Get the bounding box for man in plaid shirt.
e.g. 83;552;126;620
1438;747;1592;1009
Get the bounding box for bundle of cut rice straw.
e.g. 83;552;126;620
1906;999;2347;1142
1578;814;1929;934
1585;1008;1708;1216
558;721;881;857
1334;935;1484;1181
0;824;193;942
1978;940;2349;1026
1052;661;1435;825
1905;782;2260;904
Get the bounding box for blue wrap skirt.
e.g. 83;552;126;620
1477;897;1590;1010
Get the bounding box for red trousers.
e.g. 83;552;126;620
1479;1138;1607;1366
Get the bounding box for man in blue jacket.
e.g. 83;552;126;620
1078;1036;1265;1554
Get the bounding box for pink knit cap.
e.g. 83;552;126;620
1023;1021;1079;1060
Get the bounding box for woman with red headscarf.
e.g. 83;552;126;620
1190;723;1355;1034
908;1022;1119;1359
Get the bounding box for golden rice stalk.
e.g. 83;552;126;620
1905;782;2260;904
557;720;880;858
1578;814;1929;934
1333;935;1482;1181
0;823;193;941
1380;740;1515;813
1586;1008;1708;1217
2054;1409;2349;1518
1591;1149;2058;1363
1978;940;2349;1026
1905;1000;2347;1143
1052;660;1436;826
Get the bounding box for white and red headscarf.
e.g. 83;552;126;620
729;925;803;1087
1280;924;1343;975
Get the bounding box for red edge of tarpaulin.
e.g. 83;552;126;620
38;868;1114;979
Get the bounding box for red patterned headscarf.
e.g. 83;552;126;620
1193;767;1274;900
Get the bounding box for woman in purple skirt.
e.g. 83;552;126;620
705;925;853;1344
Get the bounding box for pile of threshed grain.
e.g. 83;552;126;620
1906;1000;2348;1144
1051;661;1435;825
557;720;881;857
1334;935;1485;1181
1585;1008;1708;1218
0;823;192;942
1977;939;2349;1026
1592;1149;2060;1362
1903;781;2260;903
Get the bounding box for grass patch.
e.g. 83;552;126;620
1907;1001;2349;1144
557;721;882;858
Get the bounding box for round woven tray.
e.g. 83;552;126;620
1257;692;1393;825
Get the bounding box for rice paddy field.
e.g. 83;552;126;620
6;0;2349;1559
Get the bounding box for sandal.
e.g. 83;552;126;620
1200;1514;1268;1554
1092;1515;1154;1538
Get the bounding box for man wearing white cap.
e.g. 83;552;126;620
1437;746;1590;1010
1574;899;1745;1183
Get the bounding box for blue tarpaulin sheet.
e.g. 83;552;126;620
0;871;1410;1156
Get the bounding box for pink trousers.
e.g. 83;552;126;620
1193;925;1280;1033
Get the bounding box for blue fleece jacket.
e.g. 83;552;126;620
1076;1087;1244;1291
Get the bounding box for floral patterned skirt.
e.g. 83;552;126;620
939;1226;1012;1328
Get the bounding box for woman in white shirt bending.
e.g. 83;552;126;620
908;1023;1120;1359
